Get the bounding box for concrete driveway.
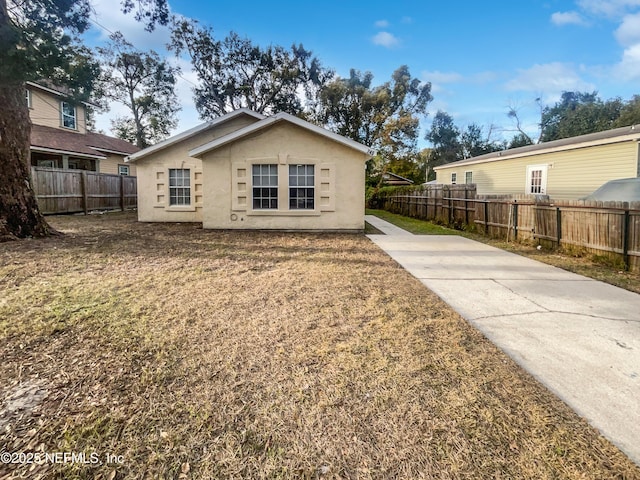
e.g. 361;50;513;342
366;215;640;465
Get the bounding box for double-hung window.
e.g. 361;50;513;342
252;164;278;209
451;172;457;184
465;171;473;184
118;165;130;176
169;168;191;206
289;165;315;210
61;101;77;129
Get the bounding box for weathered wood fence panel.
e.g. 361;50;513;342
373;186;640;272
31;167;137;215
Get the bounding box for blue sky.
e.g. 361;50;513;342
84;0;640;148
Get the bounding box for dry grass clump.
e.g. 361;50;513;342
0;212;638;479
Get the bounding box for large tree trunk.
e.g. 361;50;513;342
0;84;53;241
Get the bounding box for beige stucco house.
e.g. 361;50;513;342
434;125;640;200
27;81;139;175
127;109;374;231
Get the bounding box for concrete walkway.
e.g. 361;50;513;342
365;215;640;465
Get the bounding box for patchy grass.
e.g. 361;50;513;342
367;208;640;295
1;211;638;479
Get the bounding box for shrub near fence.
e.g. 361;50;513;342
372;184;640;272
31;167;137;215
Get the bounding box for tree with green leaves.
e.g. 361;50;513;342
314;65;432;179
0;0;168;240
170;19;332;119
614;95;640;128
539;91;624;142
424;111;461;180
98;32;180;149
507;132;534;149
460;123;505;159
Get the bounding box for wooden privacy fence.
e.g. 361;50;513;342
374;185;640;272
31;167;137;215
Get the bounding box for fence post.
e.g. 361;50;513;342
623;209;630;271
119;175;125;211
513;200;518;240
81;171;88;215
556;207;562;245
464;188;469;226
484;201;489;235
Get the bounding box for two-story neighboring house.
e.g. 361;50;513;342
26;81;139;175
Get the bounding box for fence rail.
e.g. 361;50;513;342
373;184;640;272
31;167;137;215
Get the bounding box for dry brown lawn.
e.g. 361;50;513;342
1;212;639;479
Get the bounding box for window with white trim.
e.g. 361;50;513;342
118;165;130;176
252;164;278;209
530;170;542;193
451;172;457;184
61;101;77;129
289;164;314;209
169;168;191;206
465;171;473;184
526;164;548;195
25;89;32;108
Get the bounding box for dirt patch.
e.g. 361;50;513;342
0;212;638;479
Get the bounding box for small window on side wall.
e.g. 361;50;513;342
451;172;457;185
61;101;77;130
118;165;130;176
25;89;32;108
465;171;473;184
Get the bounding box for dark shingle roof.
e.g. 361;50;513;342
30;125;139;158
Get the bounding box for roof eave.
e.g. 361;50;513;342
128;109;266;163
434;128;640;171
189;113;375;158
30;145;107;160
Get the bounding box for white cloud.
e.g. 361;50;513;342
371;31;399;48
550;11;588;26
423;70;463;84
374;20;389;28
577;0;640;18
614;12;640;45
505;62;595;96
614;43;640;80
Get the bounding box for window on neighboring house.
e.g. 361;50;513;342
526;165;548;195
465;171;473;184
61;101;77;129
451;172;457;184
169;168;191;206
25;89;32;108
529;170;543;193
252;164;278;209
289;164;315;210
118;165;130;176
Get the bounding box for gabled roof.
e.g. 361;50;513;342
434;124;640;170
127;109;266;162
189;112;376;158
30;124;139;159
27;81;99;108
